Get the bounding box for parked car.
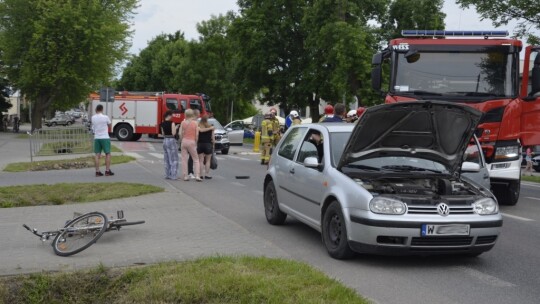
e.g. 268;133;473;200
201;118;235;154
263;101;501;259
45;115;73;127
223;120;247;145
532;155;540;172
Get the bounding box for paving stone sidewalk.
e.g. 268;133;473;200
0;191;288;275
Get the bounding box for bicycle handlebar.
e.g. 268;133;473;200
22;224;43;237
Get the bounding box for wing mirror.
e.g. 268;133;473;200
461;162;481;173
304;157;321;169
226;127;233;132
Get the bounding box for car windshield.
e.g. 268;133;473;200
393;52;516;98
207;119;224;130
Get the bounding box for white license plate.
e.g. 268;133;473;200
421;224;470;236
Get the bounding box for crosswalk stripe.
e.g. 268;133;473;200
149;152;164;159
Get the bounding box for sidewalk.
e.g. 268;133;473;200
0;191;288;275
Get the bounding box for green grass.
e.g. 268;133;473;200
522;175;540;183
244;137;255;145
0;183;163;208
3;155;134;172
0;256;368;304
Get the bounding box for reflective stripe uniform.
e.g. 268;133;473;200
261;118;273;163
272;118;281;146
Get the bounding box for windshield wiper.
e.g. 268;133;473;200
381;165;443;174
343;164;381;171
446;92;506;97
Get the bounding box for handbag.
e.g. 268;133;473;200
210;152;218;170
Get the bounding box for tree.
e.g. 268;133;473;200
0;76;12;131
457;0;540;44
0;0;138;130
381;0;446;40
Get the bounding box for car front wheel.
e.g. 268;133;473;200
322;201;354;259
221;148;229;155
264;181;287;225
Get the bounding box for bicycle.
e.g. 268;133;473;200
23;210;145;257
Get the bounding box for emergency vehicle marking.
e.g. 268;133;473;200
119;102;128;115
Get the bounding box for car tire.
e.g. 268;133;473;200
66;121;71;126
494;179;520;206
221;148;229;155
322;201;354;260
51;122;57;127
115;124;133;141
264;181;287;225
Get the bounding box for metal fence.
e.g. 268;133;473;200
28;127;94;162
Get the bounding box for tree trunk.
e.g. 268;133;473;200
31;95;52;131
310;95;320;122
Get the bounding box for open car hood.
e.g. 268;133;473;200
337;101;483;174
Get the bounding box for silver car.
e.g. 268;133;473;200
263;101;502;259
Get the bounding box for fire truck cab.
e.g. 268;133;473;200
371;30;540;205
89;92;212;141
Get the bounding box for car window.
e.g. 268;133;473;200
166;98;178;110
330;132;352;166
464;141;482;165
190;99;201;111
297;141;319;164
230;121;243;130
278;127;306;160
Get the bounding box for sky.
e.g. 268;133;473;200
129;0;529;55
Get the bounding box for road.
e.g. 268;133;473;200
113;139;540;304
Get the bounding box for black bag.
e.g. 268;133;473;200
210;152;218;170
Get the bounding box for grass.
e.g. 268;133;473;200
3;155;134;172
244;137;255;145
36;140;121;156
522;175;540;183
0;256;368;304
0;183;163;208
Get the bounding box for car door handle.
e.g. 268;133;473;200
289;168;295;174
483;173;489;179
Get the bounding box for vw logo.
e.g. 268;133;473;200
437;203;450;216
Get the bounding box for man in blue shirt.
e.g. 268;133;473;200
322;103;345;123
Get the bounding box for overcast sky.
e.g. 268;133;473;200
129;0;524;55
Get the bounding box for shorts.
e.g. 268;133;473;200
197;142;213;155
94;139;111;154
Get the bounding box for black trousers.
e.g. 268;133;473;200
188;155;194;174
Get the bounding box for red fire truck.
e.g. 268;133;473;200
371;30;540;205
89;91;212;141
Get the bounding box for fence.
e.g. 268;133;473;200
28;127;94;162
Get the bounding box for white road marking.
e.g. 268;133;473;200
525;196;540;201
216;157;226;161
231;182;246;187
149;153;164;159
501;212;534;222
253;190;264;195
125;152;143;159
454;266;515;288
521;182;540;188
148;143;156;151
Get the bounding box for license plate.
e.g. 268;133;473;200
421;224;470;236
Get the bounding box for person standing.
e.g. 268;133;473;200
290;110;302;125
187;109;200;179
269;108;281;147
524;146;533;176
346;110;358;123
92;104;114;176
260;112;274;165
322;103;346;123
180;109;202;181
198;115;215;179
161;110;179;180
319;105;334;122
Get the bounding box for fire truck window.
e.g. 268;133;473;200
180;100;187;111
166;99;178;111
190;99;201;111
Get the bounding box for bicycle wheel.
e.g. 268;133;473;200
53;212;108;257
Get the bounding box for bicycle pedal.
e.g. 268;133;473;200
117;210;124;219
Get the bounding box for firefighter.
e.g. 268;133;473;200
269;108;281;147
290;110;302;125
319;105;334;122
260;112;274;165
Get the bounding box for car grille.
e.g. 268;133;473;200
411;236;473;247
407;205;475;215
476;235;497;245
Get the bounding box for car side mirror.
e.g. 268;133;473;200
461;162;481;173
304;157;320;169
226;127;233;132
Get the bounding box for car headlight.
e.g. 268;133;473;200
494;145;519;161
369;197;406;215
222;134;228;139
472;198;498;215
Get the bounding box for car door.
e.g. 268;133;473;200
286;129;326;225
225;121;245;145
463;135;490;189
274;127;307;212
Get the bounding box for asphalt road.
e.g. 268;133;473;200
120;139;540;304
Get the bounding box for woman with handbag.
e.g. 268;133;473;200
160;110;179;180
180;109;202;181
198;115;215;179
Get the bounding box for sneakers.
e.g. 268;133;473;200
96;171;104;177
189;173;195;180
105;170;114;176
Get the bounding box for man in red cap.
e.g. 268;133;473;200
356;107;366;118
319;104;334;122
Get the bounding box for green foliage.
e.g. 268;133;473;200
457;0;540;44
381;0;446;40
0;0;138;130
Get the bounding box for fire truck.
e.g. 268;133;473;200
89;91;212;141
371;30;540;205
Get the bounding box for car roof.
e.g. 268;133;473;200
293;123;354;133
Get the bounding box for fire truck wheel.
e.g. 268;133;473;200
493;179;520;206
131;133;142;141
115;124;134;141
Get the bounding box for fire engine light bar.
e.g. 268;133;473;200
401;30;509;37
